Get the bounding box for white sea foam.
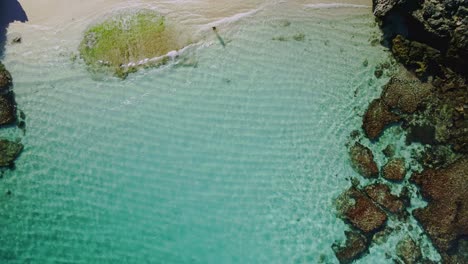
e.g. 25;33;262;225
304;3;371;9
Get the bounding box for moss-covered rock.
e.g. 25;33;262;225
0;139;23;167
79;10;186;78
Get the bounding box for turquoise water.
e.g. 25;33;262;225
1;4;394;263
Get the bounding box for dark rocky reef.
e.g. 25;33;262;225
362;98;401;140
0;61;12;91
332;230;369;264
336;186;388;234
0;139;22;167
348;142;379;178
411;157;468;263
382;157;406;181
353;0;468;262
396;235;423;264
0;62;23;168
364;183;405;215
334;1;468;262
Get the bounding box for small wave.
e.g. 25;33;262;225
202;7;262;30
304;3;370;9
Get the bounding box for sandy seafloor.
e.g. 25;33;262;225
0;0;435;263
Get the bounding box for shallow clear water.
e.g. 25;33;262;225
1;3;395;263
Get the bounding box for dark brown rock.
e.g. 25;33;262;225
0;139;23;167
349;142;379;178
364;183;405;214
382;158;406;181
362;99;401;140
381;75;433;114
336;187;387;234
0;92;16;126
411;157;468;261
332;230;369;264
0;62;12;92
396;236;422;264
391;35;441;78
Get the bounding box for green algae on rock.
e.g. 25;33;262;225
0;139;23;167
79;10;185;78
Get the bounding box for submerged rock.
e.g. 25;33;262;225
349;142;379;178
0;139;23;167
362;98;400;140
332;230;369;264
381;75;433;114
396;236;422;264
382;157;406;181
364;183;405;214
411;157;468;261
336;187;387;234
0;92;16;126
0;62;12;93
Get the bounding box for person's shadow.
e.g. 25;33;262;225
0;0;28;58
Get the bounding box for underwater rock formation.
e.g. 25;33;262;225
382;157;406;181
0;91;16;126
336;187;388;234
395;236;422;264
381;75;433;114
334;1;468;262
362;98;400;140
0;61;12;92
349;142;379;178
411;157;468;263
0;139;22;167
79;10;188;78
364;183;405;215
332;230;369;264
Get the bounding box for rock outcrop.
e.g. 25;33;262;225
349;143;379;178
332;230;369;264
396;236;422;264
364;183;405;214
411;157;468;262
336;187;388;234
381;75;433;114
0;61;12;92
0;91;16;126
382;157;406;181
0;139;23;167
362;98;400;140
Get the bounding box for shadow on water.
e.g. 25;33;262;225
0;0;28;59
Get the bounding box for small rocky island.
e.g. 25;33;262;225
79;10;188;79
333;0;467;263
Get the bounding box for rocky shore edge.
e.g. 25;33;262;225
333;1;467;263
0;61;24;171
